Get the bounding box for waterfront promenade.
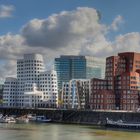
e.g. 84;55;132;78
0;107;140;125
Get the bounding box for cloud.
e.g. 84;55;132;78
0;7;140;82
0;5;15;18
112;32;140;53
22;7;107;49
80;32;140;57
110;15;124;31
79;35;112;57
0;60;17;79
0;34;24;59
21;8;126;58
0;33;79;79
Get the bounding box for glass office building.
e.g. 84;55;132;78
55;55;105;90
85;56;105;79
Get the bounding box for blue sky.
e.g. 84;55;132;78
0;0;140;81
0;0;140;36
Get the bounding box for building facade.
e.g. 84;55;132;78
90;78;115;110
39;70;58;108
62;79;90;109
3;77;18;107
3;54;58;108
90;52;140;111
55;55;105;90
0;84;4;101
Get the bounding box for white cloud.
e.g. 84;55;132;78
80;32;140;57
21;8;126;59
0;5;15;18
110;15;124;31
0;60;17;78
0;7;140;82
0;33;79;79
112;32;140;53
80;35;112;57
21;7;107;49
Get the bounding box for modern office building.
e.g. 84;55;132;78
3;54;58;108
90;52;140;111
85;56;105;79
55;55;105;90
62;79;90;109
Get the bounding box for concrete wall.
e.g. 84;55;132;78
0;108;140;125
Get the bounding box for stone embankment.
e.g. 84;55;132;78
0;107;140;125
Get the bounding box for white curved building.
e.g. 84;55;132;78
39;70;58;108
3;77;18;107
3;54;58;108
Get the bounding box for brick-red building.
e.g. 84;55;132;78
90;52;140;111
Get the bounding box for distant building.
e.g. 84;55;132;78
3;54;58;108
55;55;105;90
0;84;4;100
62;79;90;109
90;52;140;111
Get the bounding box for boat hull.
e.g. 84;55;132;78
35;119;52;123
106;119;140;130
0;119;16;123
106;123;140;129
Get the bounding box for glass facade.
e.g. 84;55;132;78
71;58;86;79
55;58;71;89
55;55;105;90
85;56;105;79
86;67;102;79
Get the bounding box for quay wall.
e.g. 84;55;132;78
0;108;140;125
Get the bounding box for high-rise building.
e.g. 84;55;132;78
55;55;105;90
3;54;58;108
90;52;140;111
62;79;90;109
85;56;105;79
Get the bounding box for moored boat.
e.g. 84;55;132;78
16;115;29;123
35;116;51;123
27;114;36;121
0;116;16;123
106;118;140;129
27;114;51;123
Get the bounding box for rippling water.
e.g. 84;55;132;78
0;123;140;140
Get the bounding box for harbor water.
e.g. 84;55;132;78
0;123;140;140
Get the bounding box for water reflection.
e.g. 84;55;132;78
0;123;140;140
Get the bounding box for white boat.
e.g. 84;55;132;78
35;116;51;123
106;118;140;129
0;116;16;123
16;116;29;123
27;114;36;121
27;114;51;123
